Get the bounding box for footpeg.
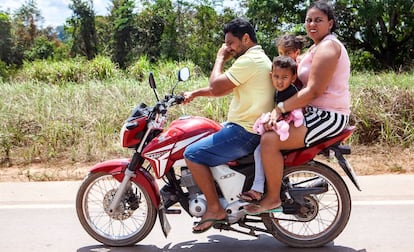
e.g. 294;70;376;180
165;209;181;214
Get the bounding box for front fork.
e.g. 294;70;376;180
108;152;142;214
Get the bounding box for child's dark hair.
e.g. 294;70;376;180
272;56;297;75
276;34;308;52
223;18;257;43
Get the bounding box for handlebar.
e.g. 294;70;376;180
165;94;185;107
149;94;185;119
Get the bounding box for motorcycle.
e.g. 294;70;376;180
76;67;361;248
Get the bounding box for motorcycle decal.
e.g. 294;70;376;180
171;132;210;152
144;132;210;177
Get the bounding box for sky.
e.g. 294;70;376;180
0;0;110;27
0;0;238;28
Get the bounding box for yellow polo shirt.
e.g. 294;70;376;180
225;45;274;133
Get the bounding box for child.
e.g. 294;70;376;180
253;57;304;140
275;34;307;89
239;54;304;202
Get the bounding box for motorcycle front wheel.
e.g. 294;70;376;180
76;172;157;246
262;161;351;248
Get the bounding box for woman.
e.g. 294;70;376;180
244;0;351;214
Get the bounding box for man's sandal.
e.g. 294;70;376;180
192;218;228;234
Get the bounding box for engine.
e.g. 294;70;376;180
180;168;206;217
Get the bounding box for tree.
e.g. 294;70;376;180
13;0;43;47
109;0;136;69
0;12;13;65
186;4;223;71
24;36;55;60
95;16;112;56
68;0;97;60
335;0;414;70
10;0;44;65
135;0;169;62
244;0;307;56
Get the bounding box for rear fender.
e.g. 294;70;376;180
89;158;160;207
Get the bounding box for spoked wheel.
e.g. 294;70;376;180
263;161;351;248
76;172;157;246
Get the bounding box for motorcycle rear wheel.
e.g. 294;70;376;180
76;172;157;246
262;161;351;248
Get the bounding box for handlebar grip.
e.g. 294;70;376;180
175;95;185;104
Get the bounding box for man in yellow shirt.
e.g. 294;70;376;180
183;18;274;233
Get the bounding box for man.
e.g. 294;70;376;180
183;18;274;233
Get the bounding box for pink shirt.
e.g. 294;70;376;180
298;34;351;115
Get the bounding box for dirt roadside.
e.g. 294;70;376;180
0;145;412;182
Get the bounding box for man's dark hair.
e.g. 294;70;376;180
223;18;257;43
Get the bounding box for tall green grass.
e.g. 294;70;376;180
349;71;414;147
0;57;413;168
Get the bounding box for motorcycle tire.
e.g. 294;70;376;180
76;172;157;246
262;161;351;248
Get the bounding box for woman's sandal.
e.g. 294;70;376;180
238;190;263;203
244;203;283;215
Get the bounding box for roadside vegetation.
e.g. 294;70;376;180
0;57;413;178
1;1;413;180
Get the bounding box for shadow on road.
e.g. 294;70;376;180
77;234;367;252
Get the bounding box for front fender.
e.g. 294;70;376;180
88;158;160;207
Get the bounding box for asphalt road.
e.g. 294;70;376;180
1;175;414;252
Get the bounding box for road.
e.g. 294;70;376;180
1;175;414;252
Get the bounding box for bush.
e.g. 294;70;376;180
24;36;55;61
349;50;381;72
88;55;120;80
15;56;121;84
350;72;414;147
0;60;8;82
126;55;152;81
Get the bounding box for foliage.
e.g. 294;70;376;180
0;60;8;82
1;60;413;167
1;0;414;73
334;0;414;70
186;4;221;71
350;72;414;146
24;36;55;60
94;16;111;57
134;1;168;62
0;12;13;65
68;0;97;60
14;56;121;84
109;0;136;69
244;0;307;56
127;55;153;81
348;50;380;73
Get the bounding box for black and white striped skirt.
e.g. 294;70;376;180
303;106;350;147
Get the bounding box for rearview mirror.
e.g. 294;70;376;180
178;67;190;82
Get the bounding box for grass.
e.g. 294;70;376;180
0;58;413;180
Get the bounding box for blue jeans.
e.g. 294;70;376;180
184;122;260;167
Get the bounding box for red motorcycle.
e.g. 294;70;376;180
76;67;361;247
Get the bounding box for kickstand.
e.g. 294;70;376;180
214;222;259;237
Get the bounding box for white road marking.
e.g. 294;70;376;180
1;200;414;209
0;204;74;209
353;200;414;206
